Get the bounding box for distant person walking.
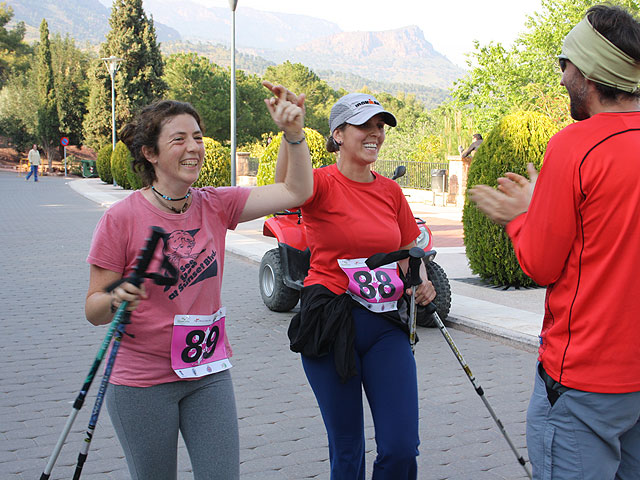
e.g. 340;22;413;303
26;145;41;182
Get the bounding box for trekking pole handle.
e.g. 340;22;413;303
130;226;165;285
407;247;441;315
104;227;178;293
408;247;425;287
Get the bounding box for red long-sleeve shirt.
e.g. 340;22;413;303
506;112;640;393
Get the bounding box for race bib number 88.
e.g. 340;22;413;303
338;258;403;313
170;308;231;379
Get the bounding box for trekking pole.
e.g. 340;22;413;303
366;249;532;479
407;247;426;353
41;227;178;480
39;307;127;480
72;312;129;479
425;302;532;479
72;226;179;479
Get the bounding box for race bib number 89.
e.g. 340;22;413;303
338;258;403;313
170;308;231;379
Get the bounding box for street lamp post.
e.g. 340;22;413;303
229;0;238;186
101;56;123;185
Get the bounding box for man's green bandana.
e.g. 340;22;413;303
559;16;640;93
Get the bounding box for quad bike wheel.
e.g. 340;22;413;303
417;259;451;327
259;248;300;312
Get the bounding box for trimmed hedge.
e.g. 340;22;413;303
96;144;113;184
111;140;142;190
193;137;231;188
462;111;558;287
256;128;335;187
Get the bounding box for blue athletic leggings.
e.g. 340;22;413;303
106;369;239;480
301;307;419;480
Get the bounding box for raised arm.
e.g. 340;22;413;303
239;82;313;222
271;83;306;184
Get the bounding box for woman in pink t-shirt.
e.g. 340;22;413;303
85;82;312;480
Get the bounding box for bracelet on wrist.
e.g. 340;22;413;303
283;133;305;145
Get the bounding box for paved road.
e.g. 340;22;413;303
0;172;534;479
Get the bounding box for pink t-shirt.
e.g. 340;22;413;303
87;186;250;387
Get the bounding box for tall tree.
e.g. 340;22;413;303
83;0;166;150
165;53;227;140
36;19;59;167
235;69;279;144
0;2;31;88
83;58;112;150
0;71;37;149
51;34;90;146
164;53;274;145
263;62;338;135
451;0;640;134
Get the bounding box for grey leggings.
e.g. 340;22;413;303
106;370;239;480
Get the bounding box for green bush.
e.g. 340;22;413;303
256;128;335;187
193;137;231;188
241;132;275;161
111;140;142;190
96;144;113;184
462;111;558;287
126;157;144;190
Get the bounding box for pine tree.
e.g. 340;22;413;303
83;0;166;150
36;19;59;169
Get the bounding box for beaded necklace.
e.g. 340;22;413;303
151;185;191;201
151;185;191;214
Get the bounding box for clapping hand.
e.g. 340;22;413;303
469;163;539;226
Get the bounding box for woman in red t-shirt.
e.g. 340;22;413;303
281;92;436;480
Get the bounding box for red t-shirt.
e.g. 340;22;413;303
301;164;420;295
506;112;640;393
87;187;250;387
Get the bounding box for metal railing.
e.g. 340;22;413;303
247;157;449;190
374;159;449;190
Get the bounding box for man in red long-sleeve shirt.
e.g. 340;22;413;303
470;5;640;479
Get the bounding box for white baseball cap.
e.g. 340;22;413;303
329;93;397;134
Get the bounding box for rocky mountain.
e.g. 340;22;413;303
139;1;463;89
142;0;342;51
6;0;464;102
5;0;180;43
252;26;463;90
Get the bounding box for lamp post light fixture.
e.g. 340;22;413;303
229;0;238;186
101;55;123;185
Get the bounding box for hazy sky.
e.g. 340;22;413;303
197;0;543;68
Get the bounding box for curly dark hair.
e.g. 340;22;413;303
119;100;203;186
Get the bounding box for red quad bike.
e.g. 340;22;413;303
258;166;452;327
